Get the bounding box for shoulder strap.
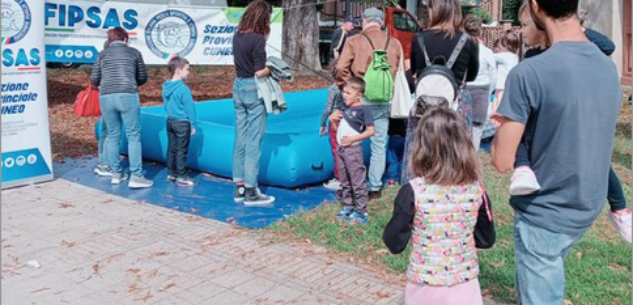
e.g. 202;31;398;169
480;183;492;222
446;33;469;70
416;35;432;67
334;28;346;51
384;36;391;51
460;69;468;89
361;33;375;50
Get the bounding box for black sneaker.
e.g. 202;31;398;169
177;176;197;187
244;187;275;206
167;174;177;182
368;190;383;201
234;185;246;203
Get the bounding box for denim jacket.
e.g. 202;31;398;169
256;56;293;114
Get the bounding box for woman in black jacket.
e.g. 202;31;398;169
402;0;480;184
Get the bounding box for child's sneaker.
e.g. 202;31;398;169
167;174;177;182
509;166;541;196
94;164;112;177
347;211;369;224
336;207;354;220
177;176;197;187
609;208;632;243
386;179;397;188
323;178;341;190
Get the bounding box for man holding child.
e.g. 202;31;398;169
334;7;403;202
492;0;621;303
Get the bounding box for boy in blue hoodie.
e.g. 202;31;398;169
163;56;197;186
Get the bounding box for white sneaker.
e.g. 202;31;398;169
111;172;129;185
176;176;197;187
323;178;341;190
128;175;153;189
609;209;632;243
509;166;541;196
94;165;112;177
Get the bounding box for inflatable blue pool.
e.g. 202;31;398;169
96;89;342;188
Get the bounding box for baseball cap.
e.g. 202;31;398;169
344;16;357;25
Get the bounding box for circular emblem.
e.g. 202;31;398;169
27;154;37;164
4;157;14;168
1;0;31;44
16;155;25;166
145;10;197;59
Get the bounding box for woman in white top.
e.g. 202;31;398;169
463;15;497;152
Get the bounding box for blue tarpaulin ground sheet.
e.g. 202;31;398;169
54;157;337;229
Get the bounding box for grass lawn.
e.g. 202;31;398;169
270;103;633;304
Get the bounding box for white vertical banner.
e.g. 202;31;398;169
1;0;54;188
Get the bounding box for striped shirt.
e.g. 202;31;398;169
91;42;148;95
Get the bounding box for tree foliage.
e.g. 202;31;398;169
502;0;521;24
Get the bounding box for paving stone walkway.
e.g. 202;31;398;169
1;179;500;304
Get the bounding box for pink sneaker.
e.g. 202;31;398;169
609;209;632;243
509;166;541;196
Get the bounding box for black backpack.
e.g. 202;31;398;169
414;33;469;115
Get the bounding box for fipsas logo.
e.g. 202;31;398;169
2;48;40;67
1;0;39;69
44;3;138;30
145;10;197;59
1;0;31;44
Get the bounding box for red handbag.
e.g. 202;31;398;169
74;81;101;117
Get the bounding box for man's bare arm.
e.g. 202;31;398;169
492;116;526;173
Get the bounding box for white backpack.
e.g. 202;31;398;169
414;33;469;116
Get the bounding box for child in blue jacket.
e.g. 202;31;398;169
163;56;197;187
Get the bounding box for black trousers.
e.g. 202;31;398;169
166;119;191;177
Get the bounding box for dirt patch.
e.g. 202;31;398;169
47;66;329;161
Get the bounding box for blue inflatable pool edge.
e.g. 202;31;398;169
96;89;337;188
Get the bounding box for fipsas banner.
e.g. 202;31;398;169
42;1;284;65
2;0;54;188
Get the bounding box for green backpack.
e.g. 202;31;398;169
361;33;393;103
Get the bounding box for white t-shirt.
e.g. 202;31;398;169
495;52;519;90
469;43;497;90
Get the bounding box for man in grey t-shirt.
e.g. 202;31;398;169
491;0;621;304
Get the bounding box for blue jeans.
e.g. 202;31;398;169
514;213;586;305
384;135;405;183
100;93;143;176
366;104;390;191
232;78;267;188
97;119;107;167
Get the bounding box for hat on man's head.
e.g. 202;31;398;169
362;7;384;22
344;15;357;25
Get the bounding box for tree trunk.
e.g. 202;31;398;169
282;0;322;73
